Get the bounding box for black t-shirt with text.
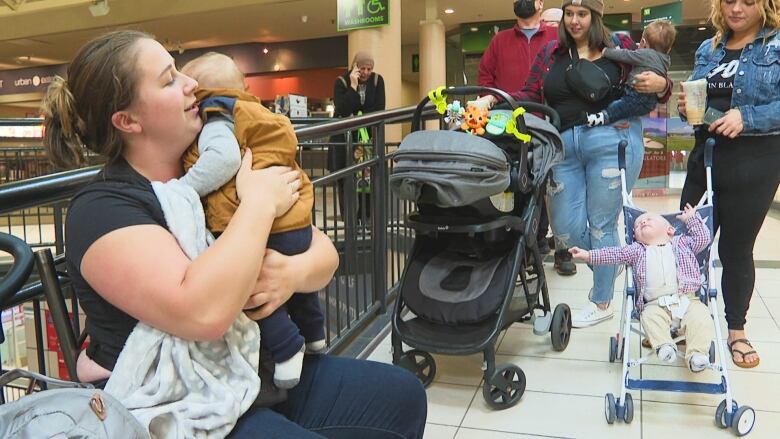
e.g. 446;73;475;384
706;48;741;112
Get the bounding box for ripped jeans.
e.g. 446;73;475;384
548;119;644;304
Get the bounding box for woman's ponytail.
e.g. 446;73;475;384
41;76;87;169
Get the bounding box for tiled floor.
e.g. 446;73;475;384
367;195;780;439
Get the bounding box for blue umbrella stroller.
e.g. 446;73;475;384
605;139;756;436
388;86;571;410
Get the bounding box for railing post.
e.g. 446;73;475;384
53;201;66;255
342;130;357;335
34;248;79;382
371;123;388;313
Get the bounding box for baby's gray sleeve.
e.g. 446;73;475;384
180;116;242;197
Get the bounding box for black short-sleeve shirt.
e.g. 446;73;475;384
66;158;167;370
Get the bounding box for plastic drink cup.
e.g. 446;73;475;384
681;79;707;125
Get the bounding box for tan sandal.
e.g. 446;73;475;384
728;338;760;369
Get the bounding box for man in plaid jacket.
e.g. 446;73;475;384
569;204;715;372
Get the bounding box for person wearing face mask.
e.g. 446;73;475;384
478;0;569;273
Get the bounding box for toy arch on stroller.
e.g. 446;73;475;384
388;86;571;410
605;139;755;436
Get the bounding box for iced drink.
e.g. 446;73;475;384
682;79;707;125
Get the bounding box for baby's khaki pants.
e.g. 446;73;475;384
640;297;715;360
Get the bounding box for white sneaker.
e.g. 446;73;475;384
657;343;677;363
571;302;614;328
688;353;709;372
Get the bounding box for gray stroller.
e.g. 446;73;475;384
389;86;570;410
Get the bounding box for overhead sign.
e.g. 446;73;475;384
0;64;67;96
337;0;389;32
641;1;682;28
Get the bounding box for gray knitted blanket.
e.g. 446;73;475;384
104;179;260;439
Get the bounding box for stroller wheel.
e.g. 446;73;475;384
623;393;634;423
398;350;436;388
716;399;738;429
550;304;572;352
604;393;617;424
609;336;618;363
731;405;756;436
482;364;526;410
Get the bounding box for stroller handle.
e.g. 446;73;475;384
704;138;715;167
0;232;34;308
617;140;629;170
411;86;560;133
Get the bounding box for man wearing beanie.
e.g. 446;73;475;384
478;0;572;273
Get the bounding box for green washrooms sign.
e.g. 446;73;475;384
337;0;390;32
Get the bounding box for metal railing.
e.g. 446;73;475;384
0;105;437;383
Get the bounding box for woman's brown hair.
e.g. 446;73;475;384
41;30;152;169
709;0;780;48
558;7;614;51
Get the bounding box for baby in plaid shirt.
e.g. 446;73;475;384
569;204;715;372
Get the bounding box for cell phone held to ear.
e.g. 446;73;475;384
703;107;725;126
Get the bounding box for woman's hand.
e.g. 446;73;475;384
677;85;688;119
243;249;296;320
709;108;744;138
235;150;300;218
350;64;360;89
633;71;668;95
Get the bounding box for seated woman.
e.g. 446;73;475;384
42;30;427;438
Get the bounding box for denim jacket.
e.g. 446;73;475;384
690;27;780;136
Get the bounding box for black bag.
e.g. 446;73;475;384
565;47;612;102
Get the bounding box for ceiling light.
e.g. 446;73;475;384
444;8;455;14
698;27;707;31
88;0;110;17
263;47;269;54
470;27;479;32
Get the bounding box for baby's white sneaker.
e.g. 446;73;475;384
273;345;305;389
688;353;709;373
657;343;677;363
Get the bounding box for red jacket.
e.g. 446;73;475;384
477;23;559;93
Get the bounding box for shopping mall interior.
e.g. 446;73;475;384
1;0;780;438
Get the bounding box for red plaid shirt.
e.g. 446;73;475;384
509;33;673;105
589;214;710;311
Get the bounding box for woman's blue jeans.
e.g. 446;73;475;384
548;119;644;304
228;355;427;438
